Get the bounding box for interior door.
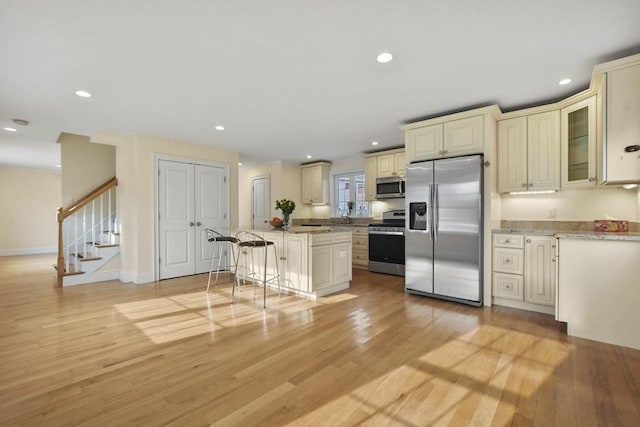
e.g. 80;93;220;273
159;160;227;279
159;160;195;279
252;175;270;228
194;164;226;274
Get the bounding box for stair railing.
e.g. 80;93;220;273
56;177;118;287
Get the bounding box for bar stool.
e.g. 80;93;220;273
205;228;238;293
233;230;280;308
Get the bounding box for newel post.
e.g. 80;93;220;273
56;207;65;288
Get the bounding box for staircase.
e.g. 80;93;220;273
55;177;120;287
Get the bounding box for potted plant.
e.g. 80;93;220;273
275;199;296;227
347;201;354;217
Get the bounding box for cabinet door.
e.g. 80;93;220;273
394;152;405;177
377;154;395;178
301;166;316;203
528;111;560;191
364;157;377;201
406;124;443;162
333;242;352;283
444;115;484;156
498;117;528;193
604;64;640;183
282;234;310;293
524;236;556;306
561;97;596;188
311;245;332;290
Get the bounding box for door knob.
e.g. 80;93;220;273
189;222;195;227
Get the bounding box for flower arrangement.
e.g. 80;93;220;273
275;199;296;226
275;199;296;215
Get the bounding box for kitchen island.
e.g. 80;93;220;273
236;227;352;300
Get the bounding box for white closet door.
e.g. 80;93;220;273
194;164;227;274
159;160;195;279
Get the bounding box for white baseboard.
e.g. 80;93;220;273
0;247;57;256
63;271;120;286
120;271;155;285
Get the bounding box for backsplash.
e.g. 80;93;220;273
501;220;640;233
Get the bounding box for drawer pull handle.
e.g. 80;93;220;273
526;239;532;243
505;284;512;289
505;258;512;264
505;239;511;243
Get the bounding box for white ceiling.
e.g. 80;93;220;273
1;1;639;171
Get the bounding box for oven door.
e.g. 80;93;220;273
368;230;405;265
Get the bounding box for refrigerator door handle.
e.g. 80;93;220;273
428;185;433;241
433;183;439;241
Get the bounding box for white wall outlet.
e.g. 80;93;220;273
548;207;556;218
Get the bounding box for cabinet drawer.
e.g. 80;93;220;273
310;234;333;246
352;249;369;265
334;232;352;244
352;227;368;235
352;235;368;248
493;247;524;274
493;234;524;248
493;273;524;301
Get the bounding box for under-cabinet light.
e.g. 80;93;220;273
622;184;638;190
508;190;557;195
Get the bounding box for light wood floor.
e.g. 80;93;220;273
1;255;638;426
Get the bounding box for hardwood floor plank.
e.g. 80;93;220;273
1;255;639;426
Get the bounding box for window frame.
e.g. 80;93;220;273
332;170;370;217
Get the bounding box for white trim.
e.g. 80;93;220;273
0;247;57;256
63;271;120;286
153;154;230;281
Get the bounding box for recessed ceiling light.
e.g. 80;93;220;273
372;141;379;146
306;155;312;159
558;78;572;85
215;125;225;131
3;127;17;132
376;52;393;63
75;90;92;98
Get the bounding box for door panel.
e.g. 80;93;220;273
433;155;482;303
159;160;195;279
405;161;434;294
195;164;226;274
252;176;270;228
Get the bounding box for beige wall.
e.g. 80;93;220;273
59;133;115;208
0;167;61;255
92;132;239;283
238;161;303;226
501;187;638;221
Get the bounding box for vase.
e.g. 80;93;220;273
283;213;290;228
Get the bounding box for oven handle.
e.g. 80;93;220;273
368;231;405;236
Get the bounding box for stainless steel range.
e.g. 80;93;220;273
368;210;405;276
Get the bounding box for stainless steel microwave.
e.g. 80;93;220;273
376;176;405;199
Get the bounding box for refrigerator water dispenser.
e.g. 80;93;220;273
409;202;428;231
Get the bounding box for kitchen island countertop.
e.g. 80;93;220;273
493;228;640;241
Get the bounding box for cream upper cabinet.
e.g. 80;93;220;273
406;115;483;162
598;60;640;184
498;111;560;193
443;115;484;157
406;123;443;162
561;96;597;188
300;162;330;204
364;156;377;201
377;152;405;178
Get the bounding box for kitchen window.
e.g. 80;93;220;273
333;172;370;217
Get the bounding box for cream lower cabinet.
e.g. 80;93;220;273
492;233;556;314
351;227;369;269
241;231;352;299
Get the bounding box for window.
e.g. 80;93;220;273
334;172;370;217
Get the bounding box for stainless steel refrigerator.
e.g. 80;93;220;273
405;155;483;306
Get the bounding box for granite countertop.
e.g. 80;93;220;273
494;228;640;242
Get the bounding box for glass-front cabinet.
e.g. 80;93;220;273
561;96;596;188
